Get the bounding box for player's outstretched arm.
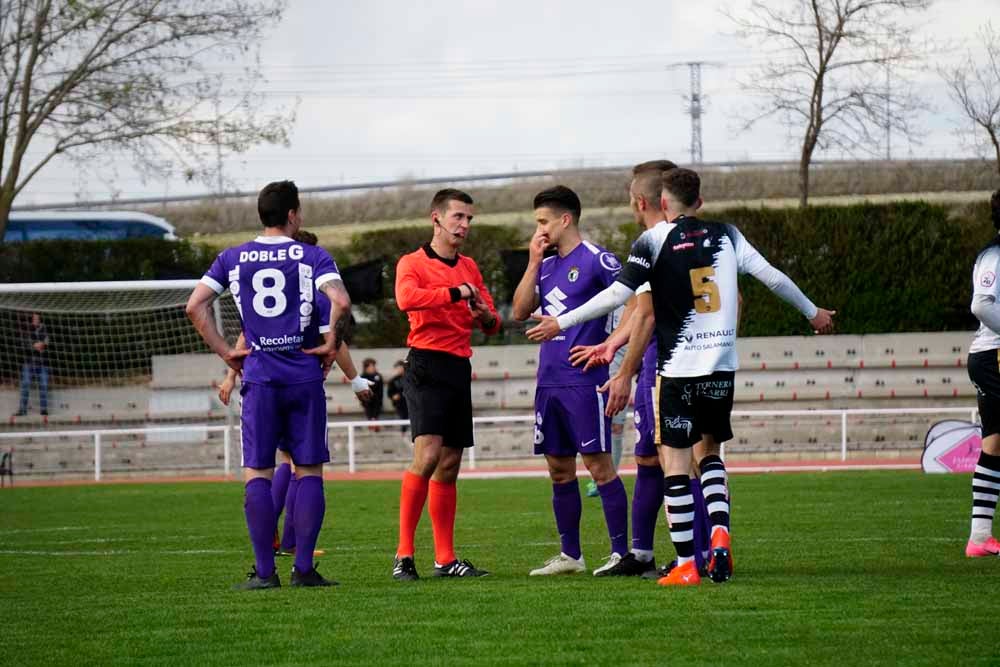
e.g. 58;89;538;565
511;230;547;321
526;281;635;342
732;226;835;334
185;283;249;373
569;294;638;371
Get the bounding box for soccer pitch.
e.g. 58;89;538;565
1;472;997;666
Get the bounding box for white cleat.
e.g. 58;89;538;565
592;552;624;576
529;552;587;576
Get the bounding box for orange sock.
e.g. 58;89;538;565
429;479;457;565
397;471;429;557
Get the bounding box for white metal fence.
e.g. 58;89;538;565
0;407;979;481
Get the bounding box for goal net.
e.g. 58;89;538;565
0;281;243;477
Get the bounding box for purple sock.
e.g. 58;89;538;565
293;475;326;573
598;476;629;556
552;479;582;560
280;474;298;551
244;477;276;578
272;463;292;521
691;477;710;569
632;464;664;553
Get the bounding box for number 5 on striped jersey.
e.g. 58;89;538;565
689;267;721;314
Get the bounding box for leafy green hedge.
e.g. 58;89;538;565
0;238;217;282
2;201;992;345
588;201;989;336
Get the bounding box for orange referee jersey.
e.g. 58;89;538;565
395;243;502;357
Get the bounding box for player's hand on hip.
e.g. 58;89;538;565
526;314;561;342
810;308;836;335
304;340;336;358
222;347;250;373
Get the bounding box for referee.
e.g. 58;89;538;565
392;188;502;581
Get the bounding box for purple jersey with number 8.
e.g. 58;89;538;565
201;234;341;385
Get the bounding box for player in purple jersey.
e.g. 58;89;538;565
511;185;632;576
216;229;372;560
187;181;352;590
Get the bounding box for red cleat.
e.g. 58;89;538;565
708;529;733;583
657;559;701;586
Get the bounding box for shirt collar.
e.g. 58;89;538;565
422;242;460;267
254;235;295;244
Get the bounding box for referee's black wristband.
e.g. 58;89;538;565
449;287;462;302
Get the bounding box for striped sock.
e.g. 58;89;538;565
664;474;695;566
700;455;730;535
971;451;1000;543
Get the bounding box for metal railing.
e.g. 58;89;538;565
0;407;979;481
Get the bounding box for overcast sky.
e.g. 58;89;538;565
14;0;994;206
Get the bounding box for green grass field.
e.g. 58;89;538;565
1;472;998;666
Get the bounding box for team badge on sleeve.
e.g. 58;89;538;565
600;252;622;273
982;271;996;288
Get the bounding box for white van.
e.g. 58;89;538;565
4;211;178;242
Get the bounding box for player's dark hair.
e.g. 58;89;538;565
631;159;678;176
394;359;405;368
662;168;701;208
258;180;300;228
430;188;474;214
533;185;582;223
362;357;377;368
992;189;1000;231
292;229;318;246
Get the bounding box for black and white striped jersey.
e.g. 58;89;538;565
970;240;1000;353
617;216;817;378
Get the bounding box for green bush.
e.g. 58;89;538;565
0;238;218;282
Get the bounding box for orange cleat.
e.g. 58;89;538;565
708;529;733;583
657;559;701;586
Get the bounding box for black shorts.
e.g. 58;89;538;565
403;348;474;449
654;371;735;448
968;350;1000;438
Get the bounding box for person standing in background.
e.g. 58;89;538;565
16;313;49;417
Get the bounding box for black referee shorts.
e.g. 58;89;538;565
403;348;474;449
969;349;1000;438
654;371;736;448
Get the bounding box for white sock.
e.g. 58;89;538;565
631;548;654;562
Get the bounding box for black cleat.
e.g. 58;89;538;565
232;566;280;590
433;558;489;578
393;556;419;581
594;552;650;577
708;547;732;583
642;560;675;580
291;564;338;587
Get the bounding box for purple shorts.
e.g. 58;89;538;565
240;380;329;468
633;382;657;458
533;385;612;458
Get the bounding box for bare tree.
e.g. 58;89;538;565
941;23;1000;181
0;0;294;237
727;0;931;206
